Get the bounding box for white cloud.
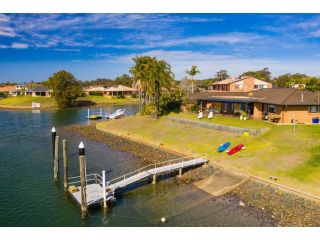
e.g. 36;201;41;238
102;32;262;50
11;42;28;49
310;30;320;38
0;43;28;49
54;48;81;52
103;49;320;79
0;26;15;37
0;14;10;23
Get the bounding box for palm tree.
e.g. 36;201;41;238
130;56;174;117
185;65;200;93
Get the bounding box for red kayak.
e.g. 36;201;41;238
226;144;245;155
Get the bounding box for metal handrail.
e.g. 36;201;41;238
68;173;103;186
67;153;208;187
106;153;207;186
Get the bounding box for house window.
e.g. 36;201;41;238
235;84;243;89
254;84;265;89
309;106;320;113
268;104;276;113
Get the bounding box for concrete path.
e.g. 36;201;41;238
194;168;249;196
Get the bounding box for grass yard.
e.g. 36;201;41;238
0;95;138;109
0;95;56;108
97;113;320;196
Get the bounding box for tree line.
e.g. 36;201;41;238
2;60;320;111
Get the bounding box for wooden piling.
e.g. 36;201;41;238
79;155;88;219
152;174;157;184
102;170;107;209
54;135;59;184
51;127;56;158
178;168;182;177
62;139;68;191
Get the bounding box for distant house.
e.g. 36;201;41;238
191;88;320;124
0;85;22;96
104;85;138;97
290;83;306;89
84;85;138;97
16;83;28;91
83;85;107;95
26;86;52;97
211;76;272;92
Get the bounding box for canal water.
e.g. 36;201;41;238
0;105;275;227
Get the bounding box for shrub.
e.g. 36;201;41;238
180;97;198;113
89;91;103;96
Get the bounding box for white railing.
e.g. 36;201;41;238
68;173;103;187
67;153;208;189
105;153;208;187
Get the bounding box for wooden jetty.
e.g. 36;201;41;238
67;154;208;209
50;128;207;219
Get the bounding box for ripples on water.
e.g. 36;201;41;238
0;106;273;226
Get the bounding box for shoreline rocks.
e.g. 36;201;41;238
66;124;320;226
65;124;182;165
230;180;320;226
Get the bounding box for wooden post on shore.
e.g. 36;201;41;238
102;170;107;209
152;174;157;184
54;135;60;184
79;141;88;219
51;127;56;158
62;139;68;191
178;168;182;178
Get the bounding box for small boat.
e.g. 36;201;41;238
88;114;102;120
108;109;125;119
226;144;245;155
217;141;231;152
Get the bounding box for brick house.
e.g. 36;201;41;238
211;76;272;92
191;88;320;124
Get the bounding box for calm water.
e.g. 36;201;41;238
0;105;274;226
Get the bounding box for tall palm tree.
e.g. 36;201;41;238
185;65;200;93
130;56;174;117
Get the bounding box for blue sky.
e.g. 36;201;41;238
0;13;320;83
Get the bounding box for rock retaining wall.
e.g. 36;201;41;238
167;116;265;136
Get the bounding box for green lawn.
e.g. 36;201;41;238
97;113;320;196
0;95;138;109
0;96;56;108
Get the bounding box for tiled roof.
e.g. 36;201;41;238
26;86;50;93
0;85;16;92
190;88;320;106
106;85;137;92
212;77;241;85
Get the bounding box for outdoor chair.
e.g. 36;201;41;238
198;111;203;119
208;111;213;119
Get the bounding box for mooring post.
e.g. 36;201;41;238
62;139;68;191
87;109;90;119
54;135;60;184
51;127;56;158
152;174;157;184
178;168;182;178
79;141;88;219
102;170;107;209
